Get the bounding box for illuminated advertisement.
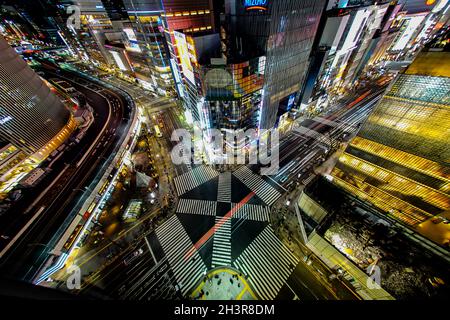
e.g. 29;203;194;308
123;28;141;52
110;51;127;71
391;15;426;51
340;9;371;53
174;31;195;85
244;0;268;11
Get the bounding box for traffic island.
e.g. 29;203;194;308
189;267;257;300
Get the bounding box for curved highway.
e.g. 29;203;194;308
0;66;134;282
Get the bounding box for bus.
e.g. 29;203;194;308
154;125;163;138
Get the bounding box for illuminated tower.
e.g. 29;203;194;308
330;35;450;245
175;0;325;135
0;36;74;160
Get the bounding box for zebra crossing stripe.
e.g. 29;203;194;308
155;215;207;296
233;226;298;300
211;217;231;268
302;173;316;186
260;228;298;266
231;203;270;222
176;199;217;216
217;172;231;202
233;166;281;206
174;165;219;196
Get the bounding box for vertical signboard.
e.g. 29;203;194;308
174;31;195;85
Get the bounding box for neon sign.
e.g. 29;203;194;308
244;0;268;11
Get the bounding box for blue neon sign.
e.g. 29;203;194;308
244;0;268;11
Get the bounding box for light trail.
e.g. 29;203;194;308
184;191;256;260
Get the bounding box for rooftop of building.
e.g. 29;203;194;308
301;176;450;299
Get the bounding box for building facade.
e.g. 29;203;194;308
330;37;450;246
122;0;174;95
159;0;215;98
73;0;116;66
300;1;393;108
0;36;75;160
176;0;325;146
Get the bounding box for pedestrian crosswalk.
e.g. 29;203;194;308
176;199;217;216
217;172;231;202
302;173;316;186
231;203;270;222
233;166;281;206
155;215;207;296
233;226;298;300
211;217;232;268
174;165;219;196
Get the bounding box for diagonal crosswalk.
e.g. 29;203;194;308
155;215;207;296
231;203;270;222
217;172;231;202
233;226;298;300
233;166;281;206
176;199;217;216
174;165;219;196
211;217;232;268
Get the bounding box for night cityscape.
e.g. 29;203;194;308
0;0;449;314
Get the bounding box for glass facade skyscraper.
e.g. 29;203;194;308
248;0;326;129
177;0;325;141
331;45;450;245
122;0;174;95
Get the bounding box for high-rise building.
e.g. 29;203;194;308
320;3;387;91
341;2;389;86
0;35;75;161
330;33;450;246
175;0;325;145
159;0;215;98
72;0;116;66
121;0;175;95
3;0;62;44
366;1;404;66
299;1;393;108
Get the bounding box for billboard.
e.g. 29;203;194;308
174;31;195;85
123;28;141;52
110;51;127;71
391;15;426;51
244;0;268;11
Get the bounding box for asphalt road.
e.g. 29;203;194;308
0;66;133;282
270;85;388;188
80;235;181;300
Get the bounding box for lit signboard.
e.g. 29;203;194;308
244;0;268;11
174;31;195;85
391;15;425;51
123;28;141;53
0;116;12;125
110;51;127;71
